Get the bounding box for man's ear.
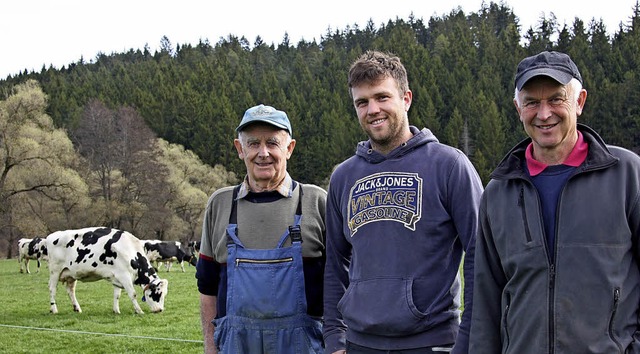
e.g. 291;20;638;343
234;139;244;159
575;89;588;116
403;90;412;111
286;138;296;159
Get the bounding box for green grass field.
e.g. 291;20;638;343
0;258;203;353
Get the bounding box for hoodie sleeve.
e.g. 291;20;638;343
447;152;484;354
323;175;352;353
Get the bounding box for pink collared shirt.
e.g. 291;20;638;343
525;131;588;176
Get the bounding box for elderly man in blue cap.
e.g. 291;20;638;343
196;104;327;353
470;51;640;353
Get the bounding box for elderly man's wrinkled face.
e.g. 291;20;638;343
515;76;587;162
234;123;295;191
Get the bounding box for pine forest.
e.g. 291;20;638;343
1;2;639;256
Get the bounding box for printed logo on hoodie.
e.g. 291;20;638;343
348;172;422;235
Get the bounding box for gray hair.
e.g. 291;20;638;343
514;78;582;108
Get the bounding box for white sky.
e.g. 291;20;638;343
1;0;637;78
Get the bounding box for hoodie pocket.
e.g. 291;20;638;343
337;277;429;336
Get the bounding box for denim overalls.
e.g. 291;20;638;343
213;185;323;353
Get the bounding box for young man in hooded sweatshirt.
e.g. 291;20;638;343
323;50;483;354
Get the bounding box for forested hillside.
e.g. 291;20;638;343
1;2;639;256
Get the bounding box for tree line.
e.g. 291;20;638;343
0;1;639;257
0;81;236;257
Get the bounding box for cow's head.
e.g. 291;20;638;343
142;278;168;313
183;253;197;267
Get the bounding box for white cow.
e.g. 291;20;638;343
18;237;48;274
46;227;169;314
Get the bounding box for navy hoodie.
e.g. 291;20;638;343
323;126;483;353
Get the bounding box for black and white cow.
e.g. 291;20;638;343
142;240;196;272
45;227;169;314
18;237;48;274
187;240;201;257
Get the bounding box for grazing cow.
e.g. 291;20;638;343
46;227;169;314
142;240;196;272
187;240;201;257
18;237;48;274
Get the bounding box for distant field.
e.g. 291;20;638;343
0;258;203;353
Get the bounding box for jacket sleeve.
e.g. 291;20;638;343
630;168;640;351
323;180;351;353
469;194;508;353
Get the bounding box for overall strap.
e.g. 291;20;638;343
225;185;244;247
276;185;304;248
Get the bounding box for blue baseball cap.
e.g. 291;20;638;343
515;51;583;90
235;104;292;136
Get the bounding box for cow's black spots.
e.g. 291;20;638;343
66;239;75;248
132;252;155;285
94;228;112;237
28;238;43;255
76;248;91;263
92;262;98;268
103;234;121;258
148;283;163;303
81;233;101;246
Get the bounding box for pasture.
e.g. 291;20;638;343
0;258;203;353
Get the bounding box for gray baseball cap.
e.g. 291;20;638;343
515;51;583;90
235;104;292;136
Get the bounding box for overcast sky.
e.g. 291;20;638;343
1;0;637;78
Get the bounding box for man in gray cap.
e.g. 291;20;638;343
196;104;327;353
470;51;640;353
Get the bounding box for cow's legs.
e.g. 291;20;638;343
25;259;31;274
64;279;81;313
113;273;144;314
113;287;122;314
122;282;144;314
19;256;24;273
179;261;185;272
35;259;41;273
49;273;59;314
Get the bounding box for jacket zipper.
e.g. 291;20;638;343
502;293;511;350
547;171;576;354
235;257;293;266
548;263;555;354
608;287;624;353
518;188;532;242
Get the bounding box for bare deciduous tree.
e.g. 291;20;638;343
73;100;174;239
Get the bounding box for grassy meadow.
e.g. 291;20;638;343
0;258;203;353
